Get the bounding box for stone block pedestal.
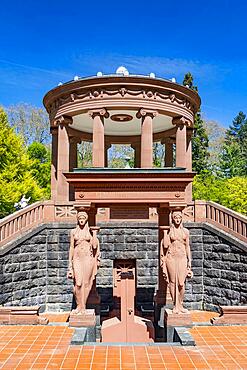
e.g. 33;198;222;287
69;309;96;327
69;309;96;342
164;308;193;342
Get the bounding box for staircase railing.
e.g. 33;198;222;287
194;200;247;243
0;201;76;248
0;202;45;248
0;200;246;248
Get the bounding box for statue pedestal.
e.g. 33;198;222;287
69;309;97;342
69;309;96;327
164;308;192;342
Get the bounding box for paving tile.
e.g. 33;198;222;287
0;321;246;369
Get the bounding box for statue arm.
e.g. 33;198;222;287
160;230;170;282
67;230;75;279
185;229;192;269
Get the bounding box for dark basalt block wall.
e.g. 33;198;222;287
0;226;74;312
0;222;246;312
202;228;247;310
97;222;158;309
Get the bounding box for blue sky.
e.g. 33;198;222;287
0;0;247;127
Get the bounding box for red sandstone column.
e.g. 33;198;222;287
131;141;141;168
89;109;109;167
69;137;81;171
137;109;157;168
69;137;81;201
173;116;191;168
51;127;58;201
185;128;193;202
164;139;174;167
186;130;192;172
55;115;72;202
104;142;111;168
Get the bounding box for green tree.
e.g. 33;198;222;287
220;112;247;177
193;175;247;215
0;108;46;218
27;142;51;197
219;141;244;178
182;72;198;91
226;111;247;142
183;73;209;174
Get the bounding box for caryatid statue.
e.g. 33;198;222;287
67;210;100;314
160;210;193;314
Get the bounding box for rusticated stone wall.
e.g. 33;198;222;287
0;225;74;312
202;228;247;310
97;222;158;309
0;232;47;309
0;222;246;312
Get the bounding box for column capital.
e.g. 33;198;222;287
70;136;82;144
89;108;109;119
50;126;58;135
186;127;194;137
54;115;73;127
136;108;158;119
172;116;192;127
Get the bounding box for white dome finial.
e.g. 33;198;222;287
116;66;129;76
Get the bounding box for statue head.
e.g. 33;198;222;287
77;211;88;228
171;210;183;226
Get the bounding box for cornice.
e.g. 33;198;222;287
43;76;200;127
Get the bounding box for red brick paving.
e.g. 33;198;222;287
0;311;246;369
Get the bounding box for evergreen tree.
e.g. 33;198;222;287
0;108;46;218
226;111;247;142
183;72;198;92
183;73;209;174
220;112;247;177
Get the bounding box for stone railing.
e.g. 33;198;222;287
0;199;246;248
0;202;45;248
194;200;247;243
0;201;76;248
